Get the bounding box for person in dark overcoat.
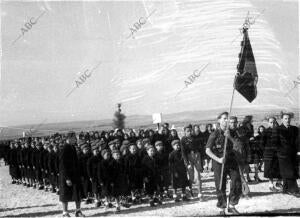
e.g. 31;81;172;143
87;142;101;207
111;149;129;212
169;139;189;202
26;140;35;187
23;140;31;187
261;117;281;191
125;143;144;203
59;131;85;217
30;141;37;188
78;141;92;203
253;126;265;178
297;126;300;177
54;144;60;194
272;113;300;197
17;142;24;184
48;144;58;193
137;139;147;160
142;145;161;207
97;149;114;208
237;116;254;182
154;141;170;198
8;142;19;184
34;142;44;189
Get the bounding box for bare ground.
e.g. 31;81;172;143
0;164;300;217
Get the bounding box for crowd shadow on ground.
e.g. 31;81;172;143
0;204;56;213
5;210;62;217
89;197;206;217
241;207;300;216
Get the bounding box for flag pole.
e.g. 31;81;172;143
219;87;236;190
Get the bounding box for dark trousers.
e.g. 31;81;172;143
212;157;242;208
283;178;299;193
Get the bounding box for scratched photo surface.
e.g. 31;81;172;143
0;0;299;217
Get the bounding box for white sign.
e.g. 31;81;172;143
152;113;162;124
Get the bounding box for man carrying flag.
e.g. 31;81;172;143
206;112;242;215
206;24;258;214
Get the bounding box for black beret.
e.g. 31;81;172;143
171;140;180;146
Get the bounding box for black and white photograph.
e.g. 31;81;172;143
0;0;299;216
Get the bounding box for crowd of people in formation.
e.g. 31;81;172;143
1;111;300;216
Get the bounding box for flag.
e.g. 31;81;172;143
234;28;258;103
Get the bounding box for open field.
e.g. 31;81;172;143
0;164;300;217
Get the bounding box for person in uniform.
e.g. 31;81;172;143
87;141;101;207
34;141;44;189
155;141;170;199
272;112;300;197
48;143;58;193
97;149;114;209
206;112;242;215
78;140;92;204
253;125;265;180
261;117;282;191
181;125;203;200
125;143;143;203
111;149;129;212
59;131;85;217
142;145;162;207
169;139;190;202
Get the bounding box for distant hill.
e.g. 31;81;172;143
1;107;299;140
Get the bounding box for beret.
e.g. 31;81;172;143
101;149;110;157
146;145;155;151
114;139;120;143
183;124;192;130
155;141;163;147
128;143;137;147
122;140;130;146
171;139;180;146
108;140;115;146
120;145;129;153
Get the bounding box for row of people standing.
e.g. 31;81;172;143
4;124;213;217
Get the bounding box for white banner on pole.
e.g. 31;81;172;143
152;113;162;124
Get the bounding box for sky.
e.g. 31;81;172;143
0;0;299;127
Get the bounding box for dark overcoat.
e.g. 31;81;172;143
272;124;299;179
59;143;82;202
9;148;20;179
142;155;159;195
34;149;43;181
124;153;143;190
48;151;57;185
111;158;128;197
97;158;114;196
169;150;189;189
86;154;99;194
261;127;281;178
155;151;170;188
